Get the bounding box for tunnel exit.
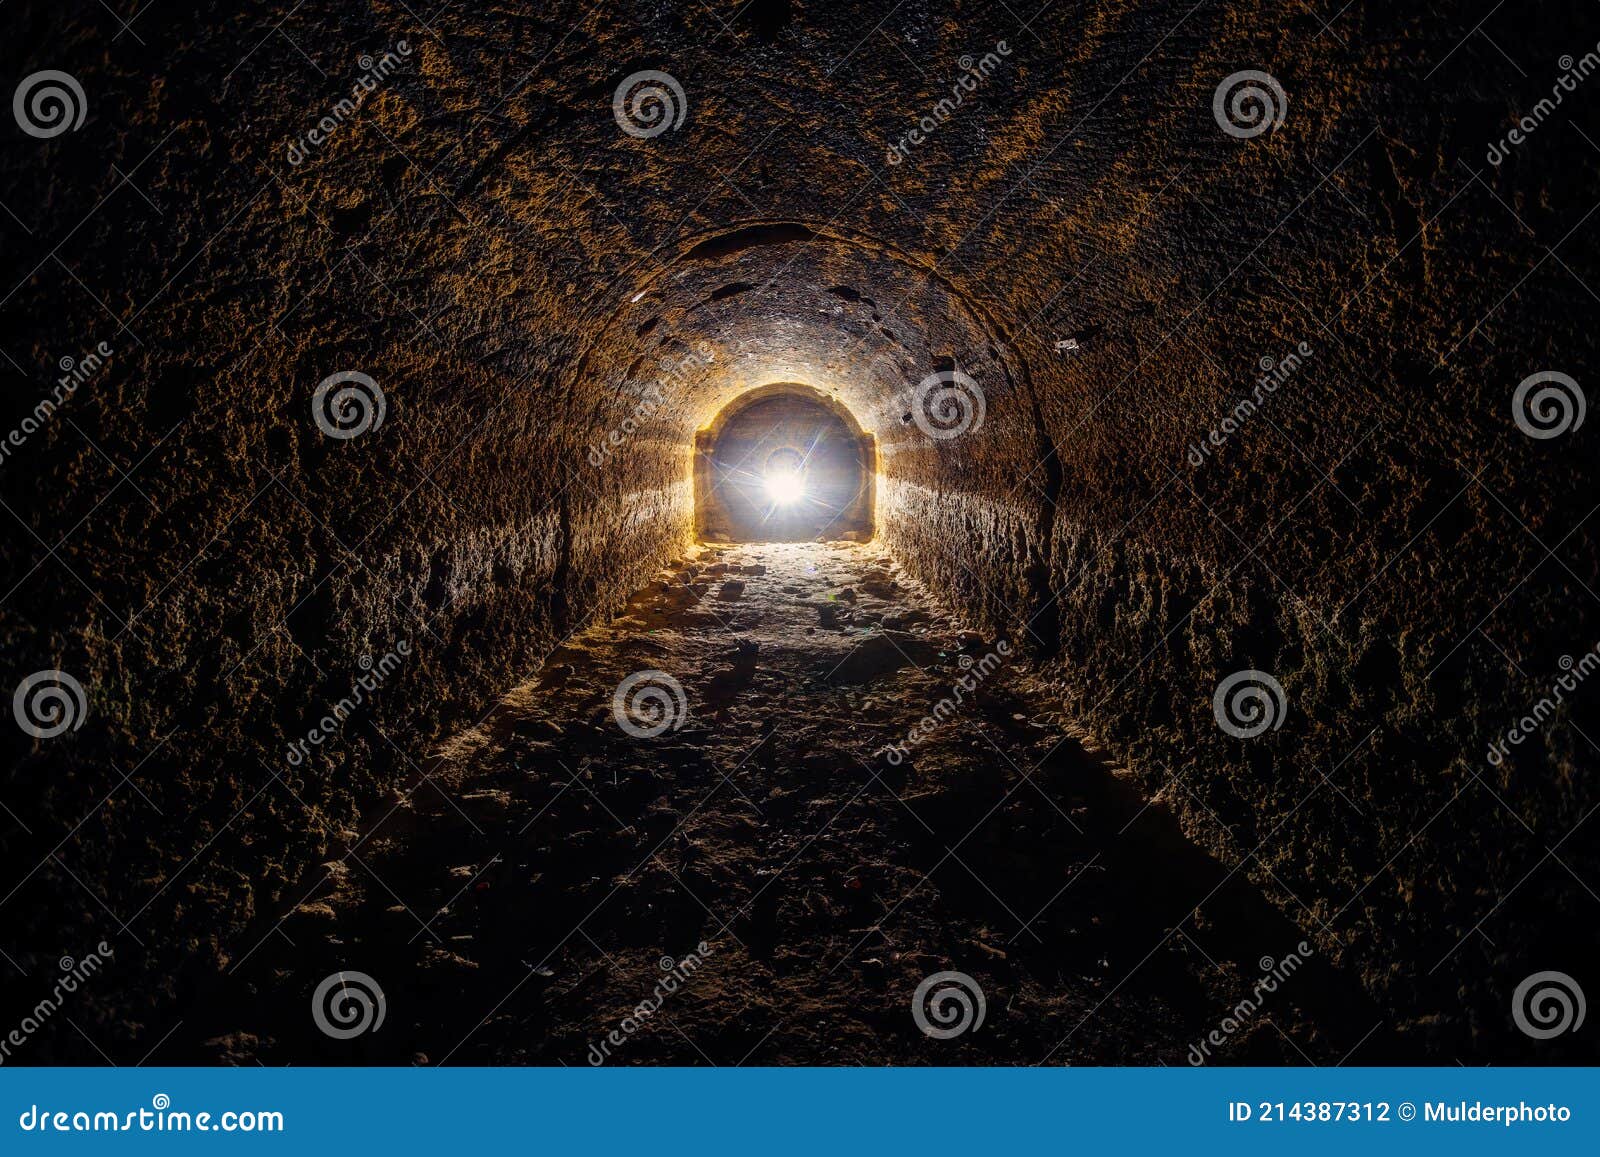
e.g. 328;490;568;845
694;383;876;543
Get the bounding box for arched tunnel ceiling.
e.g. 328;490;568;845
569;221;1030;452
1;0;1596;1063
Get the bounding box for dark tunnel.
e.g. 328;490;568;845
0;0;1597;1071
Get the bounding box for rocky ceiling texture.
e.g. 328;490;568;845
1;0;1597;1060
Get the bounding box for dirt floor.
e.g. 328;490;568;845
174;542;1397;1065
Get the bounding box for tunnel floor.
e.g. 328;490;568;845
179;544;1395;1065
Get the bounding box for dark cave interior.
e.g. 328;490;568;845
0;0;1597;1067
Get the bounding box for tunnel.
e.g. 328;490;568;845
1;0;1597;1069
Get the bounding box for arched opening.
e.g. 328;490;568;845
694;384;875;542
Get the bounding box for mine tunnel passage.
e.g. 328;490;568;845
695;384;876;543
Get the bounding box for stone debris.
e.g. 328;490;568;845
181;543;1372;1066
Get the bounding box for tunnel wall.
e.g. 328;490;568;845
867;0;1600;1057
2;0;1596;1060
0;1;713;1039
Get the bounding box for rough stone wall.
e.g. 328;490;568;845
1;0;1595;1059
1003;4;1600;1058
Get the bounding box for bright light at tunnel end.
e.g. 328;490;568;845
763;466;806;506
